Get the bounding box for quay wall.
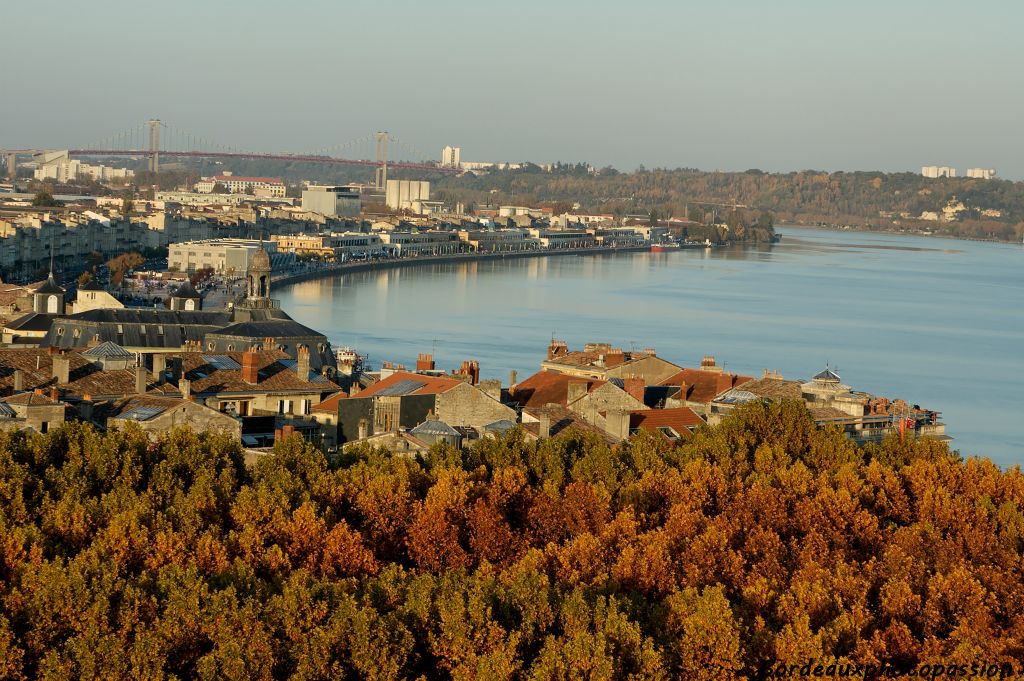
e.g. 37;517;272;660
270;245;651;289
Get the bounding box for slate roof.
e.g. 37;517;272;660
82;341;135;359
44;308;232;349
410;419;460;437
813;367;842;382
78;278;104;292
4;312;56;332
34;274;65;295
206;318;324;340
508;370;605;408
171;280;202;299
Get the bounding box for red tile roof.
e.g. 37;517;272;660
630;407;704;439
508;370;605;408
660;368;754;404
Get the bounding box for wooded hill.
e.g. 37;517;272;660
0;402;1020;679
436;165;1024;241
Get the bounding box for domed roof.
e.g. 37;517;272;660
34;273;65;295
249;247;271;272
813;367;841;383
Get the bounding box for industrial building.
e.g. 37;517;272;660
168;239;279;274
300;185;361;217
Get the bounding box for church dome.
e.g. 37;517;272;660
249;247;271;272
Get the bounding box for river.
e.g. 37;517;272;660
276;228;1024;466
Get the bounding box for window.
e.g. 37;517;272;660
280;399;292;415
47;295;58;313
73;329;80;339
56;327;64;336
208;342;215;351
40;422;48;434
301;399;311;415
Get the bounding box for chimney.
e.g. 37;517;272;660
263;336;276;351
358;418;369;440
605;410;631;441
169;356;183;382
623;376;646;404
547;339;567;360
538;411;551;439
79;394;94;422
509;369;518;387
416;353;435;372
479;379;501;402
13;369;23;392
241;350;259;384
701;356;722;373
605;349;625;367
49;387;59;402
274;427;283;441
296;346;311;380
135;366;147;394
52;354;70;384
566;379;588;405
282;424;295;439
152;353;167;383
180;378;191;401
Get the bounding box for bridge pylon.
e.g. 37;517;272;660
375;131;389;190
148;119;161;173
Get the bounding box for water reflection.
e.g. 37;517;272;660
278;229;1024;465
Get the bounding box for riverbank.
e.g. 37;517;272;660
270;245;652;288
782;221;1023;245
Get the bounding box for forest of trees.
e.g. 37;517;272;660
0;402;1020;679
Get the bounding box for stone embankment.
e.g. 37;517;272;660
270;245;651;288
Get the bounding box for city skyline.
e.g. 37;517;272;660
3;0;1022;178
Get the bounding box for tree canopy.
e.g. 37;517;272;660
0;402;1020;679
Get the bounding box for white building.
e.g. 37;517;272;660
921;166;956;179
301;185;361;217
441;146;461;169
195;174;286;197
385;179;430;212
168;239;278;274
33;155;133;183
966;168;996;180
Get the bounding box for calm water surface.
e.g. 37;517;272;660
277;228;1024;466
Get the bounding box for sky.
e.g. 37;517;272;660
3;0;1022;177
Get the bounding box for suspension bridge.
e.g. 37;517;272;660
2;119;456;184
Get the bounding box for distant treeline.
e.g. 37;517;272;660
0;401;1020;679
436;165;1024;241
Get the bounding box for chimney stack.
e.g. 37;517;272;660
547;339;568;360
623;375;646;404
79;394;94;422
152;353;167;383
135;366;147;394
538;411;551;439
241;350;259;384
13;369;23;392
566;379;588;405
416;353;435;372
605;410;631;441
509;369;517;387
52;354;70;384
180;378;191;401
296;346;311;380
358;418;369;440
49;387;59;402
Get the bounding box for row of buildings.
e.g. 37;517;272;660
921;166;997;180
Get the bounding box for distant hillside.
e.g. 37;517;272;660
436;165;1024;241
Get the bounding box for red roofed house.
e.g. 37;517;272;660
660;356;754;415
629;407;704;442
312;370;516;448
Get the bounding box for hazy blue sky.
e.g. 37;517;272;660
4;1;1021;177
